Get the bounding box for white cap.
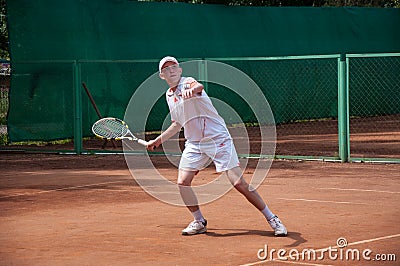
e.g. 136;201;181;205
159;56;179;72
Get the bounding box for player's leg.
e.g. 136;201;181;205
226;166;287;236
177;169;207;235
177;169;201;212
212;141;272;215
226;166;266;211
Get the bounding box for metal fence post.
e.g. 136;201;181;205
338;55;350;162
198;59;208;93
73;61;82;154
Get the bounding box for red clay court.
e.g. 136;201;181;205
1;154;399;265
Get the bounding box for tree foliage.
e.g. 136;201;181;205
0;0;8;59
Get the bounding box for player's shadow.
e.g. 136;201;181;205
206;229;306;247
205;228;270;237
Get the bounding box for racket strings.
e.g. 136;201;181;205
93;119;128;139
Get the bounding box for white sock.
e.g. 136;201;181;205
192;209;205;222
261;206;275;221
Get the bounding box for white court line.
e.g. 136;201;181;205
253;259;333;266
82;188;140;193
250;260;332;266
241;233;400;266
277;198;368;205
318;187;400;194
0;180;128;199
0;183;214;198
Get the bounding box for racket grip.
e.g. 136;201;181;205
137;139;148;146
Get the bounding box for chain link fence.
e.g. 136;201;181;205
0;86;8;125
0;71;10;137
0;91;8;147
348;54;400;160
217;56;339;158
1;54;399;162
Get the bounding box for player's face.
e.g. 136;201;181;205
160;62;182;85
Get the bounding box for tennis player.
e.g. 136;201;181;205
146;56;287;236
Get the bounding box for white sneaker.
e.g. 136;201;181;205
268;216;287;236
182;219;207;235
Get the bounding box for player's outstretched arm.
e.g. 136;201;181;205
181;82;204;99
146;121;182;151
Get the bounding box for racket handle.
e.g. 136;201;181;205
137;139;148;146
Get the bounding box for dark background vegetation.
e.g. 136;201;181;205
0;0;399;59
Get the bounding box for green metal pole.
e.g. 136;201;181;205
338;55;350;162
73;61;82;154
198;59;208;93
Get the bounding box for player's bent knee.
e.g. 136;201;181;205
177;170;197;186
233;178;249;192
177;177;193;187
177;180;192;186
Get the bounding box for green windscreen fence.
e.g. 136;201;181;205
218;59;339;124
6;0;400;143
8;62;75;141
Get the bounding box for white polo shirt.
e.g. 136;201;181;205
166;77;231;143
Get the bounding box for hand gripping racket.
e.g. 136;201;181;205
92;117;148;146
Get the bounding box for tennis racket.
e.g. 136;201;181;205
92;117;148;146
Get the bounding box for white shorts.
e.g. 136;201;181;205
179;138;240;173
